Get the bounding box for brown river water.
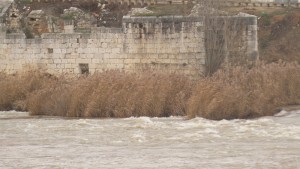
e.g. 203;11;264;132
1;110;300;169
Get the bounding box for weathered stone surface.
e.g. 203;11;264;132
127;8;154;16
0;13;257;77
189;4;228;17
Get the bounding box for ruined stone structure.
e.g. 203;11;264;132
221;0;300;7
0;16;258;76
0;1;258;77
12;0;300;8
26;0;300;6
28;0;191;6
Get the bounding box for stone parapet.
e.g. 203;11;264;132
220;1;300;8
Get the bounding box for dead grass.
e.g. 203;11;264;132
1;62;299;120
28;71;193;118
187;61;300;120
0;70;57;111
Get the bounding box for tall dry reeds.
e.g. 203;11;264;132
28;71;193;118
0;70;57;111
187;61;300;120
0;62;299;120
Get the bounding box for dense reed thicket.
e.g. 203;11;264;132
188;62;300;120
0;71;57;111
0;62;299;120
26;72;193;118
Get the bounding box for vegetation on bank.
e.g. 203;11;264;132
0;62;299;120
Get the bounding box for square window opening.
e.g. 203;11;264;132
48;48;53;53
79;63;89;75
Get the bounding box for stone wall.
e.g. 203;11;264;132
15;0;300;8
0;16;206;76
220;0;300;7
0;14;257;77
122;16;205;76
27;0;191;5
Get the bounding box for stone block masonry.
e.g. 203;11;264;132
0;14;258;77
24;0;300;7
28;0;192;6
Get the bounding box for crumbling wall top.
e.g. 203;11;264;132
122;16;204;23
0;0;13;23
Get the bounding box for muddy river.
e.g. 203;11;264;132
1;110;299;168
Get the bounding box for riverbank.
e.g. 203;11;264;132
0;61;299;120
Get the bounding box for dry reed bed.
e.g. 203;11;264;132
0;62;299;120
26;72;193;118
188;62;300;119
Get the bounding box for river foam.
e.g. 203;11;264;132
0;110;299;168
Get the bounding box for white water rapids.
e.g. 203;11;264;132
0;110;300;169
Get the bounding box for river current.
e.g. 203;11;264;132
0;110;300;169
